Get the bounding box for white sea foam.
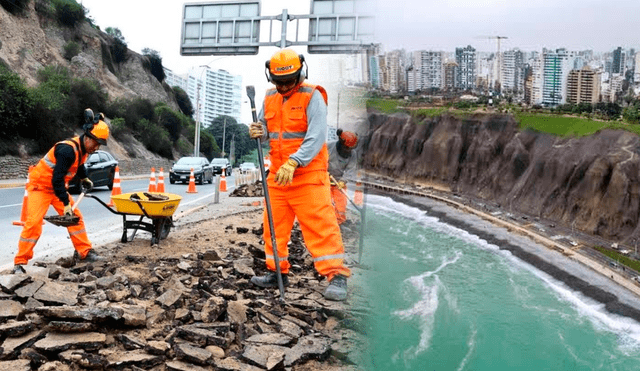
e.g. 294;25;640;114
392;253;462;359
368;194;640;352
457;327;477;371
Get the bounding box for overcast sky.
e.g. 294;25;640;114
79;0;640;122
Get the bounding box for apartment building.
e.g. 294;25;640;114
455;45;476;91
541;48;576;106
419;51;444;91
566;67;601;104
501;48;525;96
188;67;242;127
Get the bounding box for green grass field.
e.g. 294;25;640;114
515;113;640;137
594;246;640;273
366;98;640;137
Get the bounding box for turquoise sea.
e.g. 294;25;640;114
359;195;640;371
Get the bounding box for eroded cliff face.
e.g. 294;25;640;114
364;112;640;241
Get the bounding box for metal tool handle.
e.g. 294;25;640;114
247;85;286;303
329;174;362;213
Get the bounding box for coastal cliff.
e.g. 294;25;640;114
364;112;640;242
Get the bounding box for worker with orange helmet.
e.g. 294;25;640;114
13;108;109;274
249;48;350;301
328;129;359;224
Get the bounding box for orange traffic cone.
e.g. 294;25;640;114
13;166;33;226
107;166;122;207
220;172;228;192
148;167;157;192
157;168;165;193
186;168;197;193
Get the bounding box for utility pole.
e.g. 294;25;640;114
222;117;227;158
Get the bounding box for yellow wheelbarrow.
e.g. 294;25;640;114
87;192;182;245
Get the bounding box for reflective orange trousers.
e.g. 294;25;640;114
263;172;350;281
15;185;91;265
330;184;348;224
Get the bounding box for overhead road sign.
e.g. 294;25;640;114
180;0;377;56
181;1;261;56
307;0;375;54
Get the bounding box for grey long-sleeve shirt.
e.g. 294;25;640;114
257;89;327;167
327;140;358;180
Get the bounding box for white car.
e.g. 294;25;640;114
239;162;257;173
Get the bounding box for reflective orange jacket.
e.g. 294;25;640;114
30;136;88;190
264;83;329;176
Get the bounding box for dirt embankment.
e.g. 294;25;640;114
363;111;640;244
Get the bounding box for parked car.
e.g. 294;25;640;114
169;157;213;185
239;162;257;173
211;158;232;176
69;150;118;193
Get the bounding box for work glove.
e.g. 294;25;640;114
81;178;93;192
337;180;346;190
249;122;265;139
274;158;298;186
64;204;74;216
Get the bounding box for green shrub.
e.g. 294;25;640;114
106;27;128;64
136;118;173;158
155;104;186;143
66;78;108;127
51;0;85;28
63;41;81;60
0;64;32;137
109;117;127;138
172;86;194;117
30;65;71;113
141;48;165;83
0;0;30;15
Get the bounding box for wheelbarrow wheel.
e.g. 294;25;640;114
154;218;172;240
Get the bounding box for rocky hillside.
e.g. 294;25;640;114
0;1;178;108
0;1;185;177
364;111;640;243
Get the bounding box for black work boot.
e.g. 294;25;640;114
323;274;347;301
251;271;289;288
74;249;105;263
11;265;26;275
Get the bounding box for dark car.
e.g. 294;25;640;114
170;157;213;185
211;158;232;176
69;150;118;192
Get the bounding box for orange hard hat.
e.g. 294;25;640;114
87;121;109;145
339;130;358;148
266;49;305;83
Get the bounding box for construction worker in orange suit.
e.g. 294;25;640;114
249;48;350;301
13;108;109;274
328;129;358;225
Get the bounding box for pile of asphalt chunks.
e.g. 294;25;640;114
0;225;364;371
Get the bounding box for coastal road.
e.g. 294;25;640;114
0;176;238;269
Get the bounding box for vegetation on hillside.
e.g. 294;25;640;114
205;115;257;165
0;0;225;160
367;96;640;138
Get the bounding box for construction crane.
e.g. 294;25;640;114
477;36;508;93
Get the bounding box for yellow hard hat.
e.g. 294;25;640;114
265;49;305;83
87;121;109;145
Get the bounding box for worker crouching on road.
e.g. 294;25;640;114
13;108;109;274
249;48;350;301
328;129;358;224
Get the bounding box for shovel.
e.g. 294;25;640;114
246;85;286;304
44;189;87;227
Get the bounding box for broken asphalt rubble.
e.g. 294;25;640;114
0;195;366;370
